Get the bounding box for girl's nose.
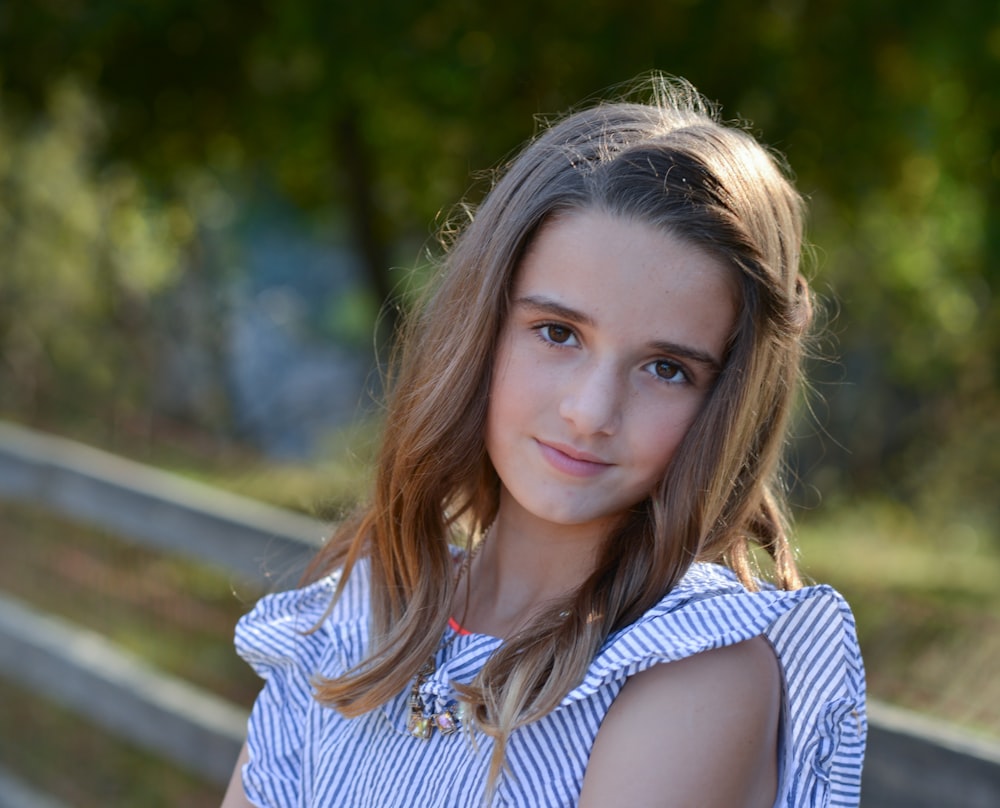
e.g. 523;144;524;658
558;363;623;436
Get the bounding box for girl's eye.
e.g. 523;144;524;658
537;323;576;345
646;359;689;384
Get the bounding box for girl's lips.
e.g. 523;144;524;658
536;440;612;478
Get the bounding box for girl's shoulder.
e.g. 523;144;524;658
234;562;375;806
563;562;864;700
235;560;373;680
632;561;863;690
566;562;867;806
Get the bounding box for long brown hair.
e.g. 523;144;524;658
306;75;812;784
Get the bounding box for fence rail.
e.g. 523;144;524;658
1;420;999;806
0;421;325;586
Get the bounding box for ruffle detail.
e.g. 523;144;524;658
559;564;814;706
235;566;370;807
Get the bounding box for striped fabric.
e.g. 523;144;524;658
236;561;866;806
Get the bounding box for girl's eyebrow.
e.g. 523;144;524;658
515;294;596;327
514;293;724;373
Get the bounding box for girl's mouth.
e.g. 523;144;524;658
536;440;612;477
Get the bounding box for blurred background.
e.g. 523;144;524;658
0;0;998;804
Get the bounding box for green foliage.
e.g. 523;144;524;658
0;80;191;420
0;0;997;524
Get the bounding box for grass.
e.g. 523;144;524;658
0;501;264;806
0;680;223;808
0;502;264;704
797;498;1000;739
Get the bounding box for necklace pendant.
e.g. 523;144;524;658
433;705;459;735
408;711;432;739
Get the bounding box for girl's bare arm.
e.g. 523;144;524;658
220;743;255;808
579;636;781;808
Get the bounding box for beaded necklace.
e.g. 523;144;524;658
406;526;491;739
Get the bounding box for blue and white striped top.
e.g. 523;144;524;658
236;560;866;807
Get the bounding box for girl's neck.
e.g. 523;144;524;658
453;511;603;638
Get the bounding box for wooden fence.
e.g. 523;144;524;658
1;420;999;807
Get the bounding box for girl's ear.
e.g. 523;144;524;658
791;273;812;335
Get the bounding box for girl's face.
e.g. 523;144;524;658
485;209;737;542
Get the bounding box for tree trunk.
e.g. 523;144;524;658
336;109;397;343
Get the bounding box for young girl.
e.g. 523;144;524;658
222;76;866;807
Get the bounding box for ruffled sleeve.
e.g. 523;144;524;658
555;564;867;807
556;564;766;704
235;568;370;807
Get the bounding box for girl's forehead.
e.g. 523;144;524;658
515;210;734;298
510;210;737;359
